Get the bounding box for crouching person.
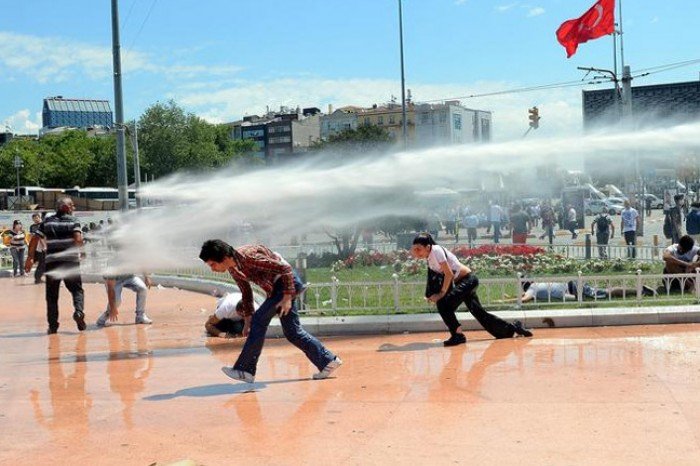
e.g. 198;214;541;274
205;293;251;338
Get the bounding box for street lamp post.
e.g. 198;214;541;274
13;153;23;211
398;0;407;149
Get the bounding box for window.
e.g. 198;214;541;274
378;116;384;125
453;113;462;130
389;115;395;124
439;112;447;124
364;117;370;125
269;136;291;144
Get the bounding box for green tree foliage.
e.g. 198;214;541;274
311;124;393;155
137;100;256;178
0;100;255;189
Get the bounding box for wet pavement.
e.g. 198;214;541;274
2;277;700;465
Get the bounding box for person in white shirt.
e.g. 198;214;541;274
621;200;640;259
410;233;532;346
204;292;253;338
566;205;578;239
662;235;700;292
490;202;504;243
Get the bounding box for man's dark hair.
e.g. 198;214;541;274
522;281;532;292
199;239;235;263
674;194;684;202
679;235;695;252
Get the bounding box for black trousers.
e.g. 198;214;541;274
436;274;516;339
34;250;46;283
624;230;636;258
45;261;84;329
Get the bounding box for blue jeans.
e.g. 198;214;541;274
234;274;335;376
104;276;148;317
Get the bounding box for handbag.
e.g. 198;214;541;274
425;267;445;298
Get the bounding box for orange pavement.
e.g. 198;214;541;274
1;277;700;465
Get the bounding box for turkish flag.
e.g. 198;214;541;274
556;0;615;58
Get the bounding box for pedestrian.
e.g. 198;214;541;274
539;200;556;245
686;202;700;245
29;213;46;283
204;292;254;338
509;204;531;244
95;272;154;327
199;240;341;383
464;212;479;248
621;199;640;259
9;220;27;277
25;197;86;334
591;212;615;259
490;202;504;244
566;204;578;239
409;233;533;347
645;196;652;217
665;194;685;245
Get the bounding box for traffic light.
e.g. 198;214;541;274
528;106;540;129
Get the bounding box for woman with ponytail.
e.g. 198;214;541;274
410;232;533;346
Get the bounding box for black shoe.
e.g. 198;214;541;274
47;326;58;335
443;333;467;347
513;320;533;337
73;311;86;331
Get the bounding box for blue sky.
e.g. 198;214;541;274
1;0;698;140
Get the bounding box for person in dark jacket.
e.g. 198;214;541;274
26;197;86;334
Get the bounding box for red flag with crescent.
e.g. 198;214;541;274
556;0;615;58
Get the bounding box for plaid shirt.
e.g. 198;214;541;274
228;244;295;316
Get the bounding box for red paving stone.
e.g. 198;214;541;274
1;277;700;465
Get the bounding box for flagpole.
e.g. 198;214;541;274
618;0;625;68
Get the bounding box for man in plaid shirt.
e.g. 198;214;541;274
199;239;342;383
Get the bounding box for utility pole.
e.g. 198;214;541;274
398;0;408;149
13;153;23;211
131;120;142;208
111;0;129;211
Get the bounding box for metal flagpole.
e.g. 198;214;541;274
111;0;129;212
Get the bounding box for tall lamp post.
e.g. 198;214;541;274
398;0;407;149
13;153;23;211
111;0;129;211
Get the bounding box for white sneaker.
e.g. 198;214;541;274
221;366;255;383
135;314;153;325
96;311;110;327
313;357;343;380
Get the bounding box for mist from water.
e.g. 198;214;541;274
97;121;700;274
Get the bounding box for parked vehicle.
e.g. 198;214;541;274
585;199;624;216
643;194;664;209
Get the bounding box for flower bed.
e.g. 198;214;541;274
329;246;656;277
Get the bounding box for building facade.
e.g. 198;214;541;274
356;103;416;144
319;106;361;140
582;80;700;181
228;106;321;161
414;101;492;147
42;96;113;130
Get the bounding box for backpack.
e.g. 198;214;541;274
595;215;611;235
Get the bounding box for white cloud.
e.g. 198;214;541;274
527;7;545;17
2;109;42;134
0;31;242;83
175;77;584;142
496;3;519;13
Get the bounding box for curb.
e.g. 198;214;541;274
80;273;700;337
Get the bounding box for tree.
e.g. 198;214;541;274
137;100;257;178
311;125;393;155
